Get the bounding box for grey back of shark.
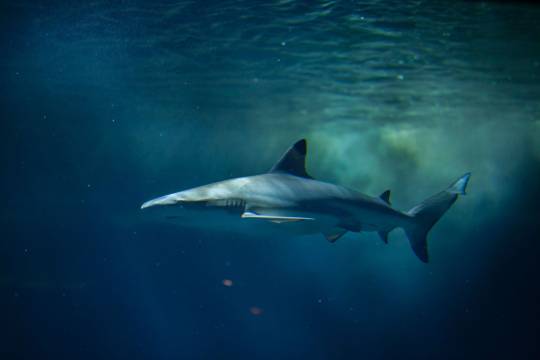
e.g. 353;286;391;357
141;139;470;263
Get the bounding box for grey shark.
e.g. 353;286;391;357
141;139;470;262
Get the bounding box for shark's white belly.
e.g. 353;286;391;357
143;204;341;237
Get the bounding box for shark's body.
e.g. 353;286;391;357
141;139;470;262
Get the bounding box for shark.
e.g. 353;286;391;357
141;139;470;262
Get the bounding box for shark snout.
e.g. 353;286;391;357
140;194;182;209
141;186;218;210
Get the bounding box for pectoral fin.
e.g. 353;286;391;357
241;211;314;224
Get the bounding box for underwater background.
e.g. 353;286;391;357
1;1;540;359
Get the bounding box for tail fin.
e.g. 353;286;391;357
404;173;471;263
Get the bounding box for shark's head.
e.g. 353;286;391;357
140;177;259;233
140;190;192;209
140;177;252;218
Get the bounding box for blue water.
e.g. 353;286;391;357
2;1;540;359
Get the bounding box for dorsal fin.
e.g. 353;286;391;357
379;190;391;205
269;139;313;178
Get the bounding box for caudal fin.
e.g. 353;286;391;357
404;173;471;263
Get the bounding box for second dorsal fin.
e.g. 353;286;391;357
269;139;313;178
379;190;391;205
